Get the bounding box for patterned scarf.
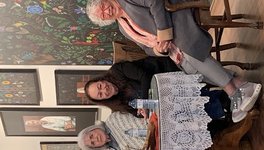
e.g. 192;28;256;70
117;11;158;48
115;1;183;64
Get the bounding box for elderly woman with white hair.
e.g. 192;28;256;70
78;122;114;150
86;0;262;123
78;111;147;150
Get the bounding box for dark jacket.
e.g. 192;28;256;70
110;56;180;100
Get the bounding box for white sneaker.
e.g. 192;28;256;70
232;109;247;123
232;108;247;123
230;89;247;122
239;82;262;111
229;82;262;123
229;90;247;123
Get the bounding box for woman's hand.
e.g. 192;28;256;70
137;108;149;120
64;120;74;130
169;44;184;64
154;40;172;54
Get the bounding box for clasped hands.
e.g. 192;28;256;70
137;108;149;120
154;40;183;64
64;120;75;130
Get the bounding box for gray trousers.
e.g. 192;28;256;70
179;53;233;87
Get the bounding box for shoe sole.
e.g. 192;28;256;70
232;111;248;123
240;84;262;111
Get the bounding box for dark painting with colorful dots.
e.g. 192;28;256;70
0;0;125;65
0;69;40;105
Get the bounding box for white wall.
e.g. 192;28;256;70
0;65;112;150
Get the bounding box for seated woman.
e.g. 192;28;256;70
86;0;262;123
85;56;180;117
78;111;230;150
78;111;147;150
85;56;229;122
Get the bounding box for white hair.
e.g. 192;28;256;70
77;121;108;150
86;0;116;27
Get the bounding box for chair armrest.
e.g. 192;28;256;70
142;122;156;150
164;0;210;12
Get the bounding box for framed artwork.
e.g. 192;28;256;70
0;69;41;105
55;70;106;105
0;108;98;136
40;141;80;150
0;0;126;65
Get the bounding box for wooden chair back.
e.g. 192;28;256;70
164;0;263;70
112;41;148;63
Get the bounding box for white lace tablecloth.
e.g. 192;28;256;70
151;72;213;150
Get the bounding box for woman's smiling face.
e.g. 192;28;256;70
83;128;110;148
87;80;119;100
95;0;122;20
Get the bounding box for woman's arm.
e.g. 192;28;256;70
111;61;152;82
111;61;153;98
118;24;168;56
128;0;173;41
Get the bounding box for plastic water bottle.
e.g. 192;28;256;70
124;128;148;137
128;99;158;109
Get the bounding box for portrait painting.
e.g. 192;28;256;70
0;108;98;136
55;70;106;105
23;116;76;132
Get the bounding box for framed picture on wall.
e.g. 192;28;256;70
55;70;106;105
0;108;98;136
40;141;80;150
0;69;41;105
0;0;126;65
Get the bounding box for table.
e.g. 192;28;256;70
150;71;213;150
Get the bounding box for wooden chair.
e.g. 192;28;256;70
209;108;260;150
113;40;257;70
164;0;263;70
112;41;148;63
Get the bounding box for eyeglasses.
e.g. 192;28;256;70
99;1;111;20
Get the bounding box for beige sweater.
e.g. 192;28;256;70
105;112;147;150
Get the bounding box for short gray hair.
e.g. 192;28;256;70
86;0;116;27
77;121;108;150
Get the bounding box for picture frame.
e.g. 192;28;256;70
40;141;80;150
0;69;41;105
55;70;106;105
0;108;98;136
0;0;126;65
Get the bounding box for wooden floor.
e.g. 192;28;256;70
211;0;264;149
